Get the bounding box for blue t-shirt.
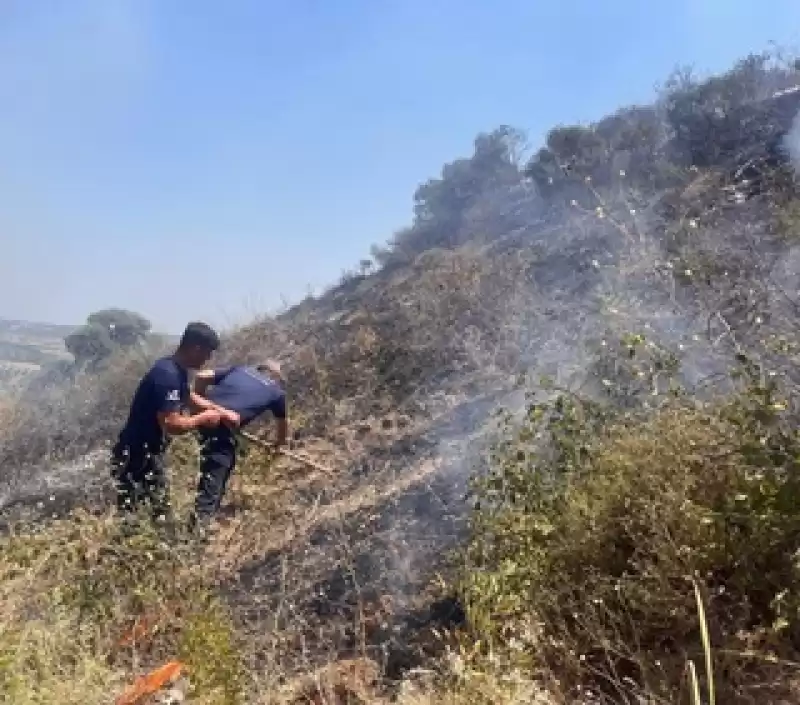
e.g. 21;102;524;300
117;356;190;451
205;366;286;427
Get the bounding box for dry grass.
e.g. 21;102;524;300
0;242;550;702
0;427;549;704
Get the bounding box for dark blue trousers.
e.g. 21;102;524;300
195;428;238;521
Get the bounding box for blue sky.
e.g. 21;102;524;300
1;1;799;333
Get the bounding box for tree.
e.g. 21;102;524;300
661;52;799;168
86;308;151;347
64;307;152;368
386;126;525;262
524;106;669;202
64;323;116;368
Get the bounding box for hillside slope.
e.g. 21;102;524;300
2;51;800;703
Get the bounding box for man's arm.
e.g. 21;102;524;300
189;390;222;413
151;367;221;435
191;367;241;427
193;368;225;397
274;416;288;447
158;408;221;435
271;393;288;447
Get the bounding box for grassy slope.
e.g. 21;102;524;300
0;247;545;703
2;54;800;704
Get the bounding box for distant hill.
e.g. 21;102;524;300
0;317;76;342
0;318;76;394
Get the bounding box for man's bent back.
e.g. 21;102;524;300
191;362;287;527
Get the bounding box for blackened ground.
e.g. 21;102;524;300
223;447;474;681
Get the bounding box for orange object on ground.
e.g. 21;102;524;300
115;661;184;705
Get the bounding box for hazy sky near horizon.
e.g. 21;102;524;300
1;1;799;333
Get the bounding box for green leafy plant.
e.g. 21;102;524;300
461;352;800;702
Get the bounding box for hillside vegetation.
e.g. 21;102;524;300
3;51;800;703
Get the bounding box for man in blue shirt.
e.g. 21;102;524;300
111;321;239;521
189;359;288;531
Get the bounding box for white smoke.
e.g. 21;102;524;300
785;104;800;176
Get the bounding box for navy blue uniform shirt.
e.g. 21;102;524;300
117;356;190;451
205;366;286;427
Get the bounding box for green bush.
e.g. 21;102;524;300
178;600;247;705
461;362;800;703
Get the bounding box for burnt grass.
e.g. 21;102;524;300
220;399;496;682
226;467;468;681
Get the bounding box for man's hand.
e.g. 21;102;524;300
190;390;239;428
220;409;241;429
195;409;223;429
190;390;218;414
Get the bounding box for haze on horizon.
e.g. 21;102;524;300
2;0;799;333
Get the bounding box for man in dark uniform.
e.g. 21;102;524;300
111;321;238;522
189;359;288;531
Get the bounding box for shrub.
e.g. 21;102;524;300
178;601;247;705
461;360;800;703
